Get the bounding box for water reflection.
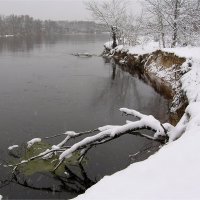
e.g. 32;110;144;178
111;62;116;80
0;34;108;53
0;36;40;52
116;61;173;100
0;163;95;199
93;59;170;123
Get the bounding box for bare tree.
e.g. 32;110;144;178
85;0;131;48
143;0;167;48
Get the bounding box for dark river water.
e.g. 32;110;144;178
0;35;170;199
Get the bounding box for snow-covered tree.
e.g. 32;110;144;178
85;0;140;47
142;0;167;48
144;0;200;47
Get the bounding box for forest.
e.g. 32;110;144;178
0;14;107;37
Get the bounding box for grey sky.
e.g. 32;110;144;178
0;0;142;21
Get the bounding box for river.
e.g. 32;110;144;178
0;34;170;199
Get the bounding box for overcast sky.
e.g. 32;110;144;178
0;0;142;21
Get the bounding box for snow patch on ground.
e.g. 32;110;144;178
164;47;200;61
8;145;19;151
104;41;113;50
181;64;200;103
27;138;41;148
128;41;159;55
110;41;160;55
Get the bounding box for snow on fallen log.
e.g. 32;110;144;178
7;108;174;172
8;145;19;151
59;108;168;160
27;138;42;148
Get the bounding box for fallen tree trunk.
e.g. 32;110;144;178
6;108;174;173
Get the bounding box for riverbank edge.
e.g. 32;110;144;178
102;46;190;125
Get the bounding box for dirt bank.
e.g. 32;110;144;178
103;47;188;125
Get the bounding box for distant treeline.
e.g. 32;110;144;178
0;14;108;37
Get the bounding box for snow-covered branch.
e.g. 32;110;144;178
5;108;175;174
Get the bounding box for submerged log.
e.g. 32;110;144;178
71;53;95;58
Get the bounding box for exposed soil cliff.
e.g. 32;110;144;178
103;47;189;125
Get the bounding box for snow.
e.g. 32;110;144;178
120;108;167;138
27;138;41;148
8;145;19;151
163;47;200;61
105;40;160;55
59;130;113;160
181;65;200;103
120;108;146;119
59;109;165;160
74;46;200;199
57;135;70;147
98;125;120;132
163;47;200;103
20;160;27;164
128;41;159;55
104;41;113;50
114;45;125;52
64;131;78;137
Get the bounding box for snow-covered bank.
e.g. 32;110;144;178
104;43;190;120
74;46;200;199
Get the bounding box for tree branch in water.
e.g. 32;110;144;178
6;108;173;173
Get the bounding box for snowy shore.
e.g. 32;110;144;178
74;45;200;199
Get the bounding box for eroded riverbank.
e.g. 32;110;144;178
103;46;190;125
75;46;200;200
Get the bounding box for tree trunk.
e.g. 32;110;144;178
171;0;179;47
161;32;166;48
111;26;117;48
158;10;165;48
